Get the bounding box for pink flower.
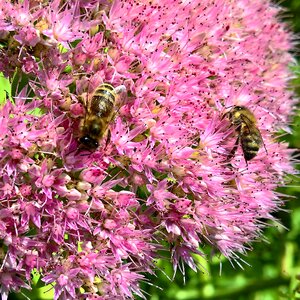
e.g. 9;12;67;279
14;26;40;46
0;0;296;299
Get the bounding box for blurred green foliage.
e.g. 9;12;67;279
281;0;300;37
4;0;300;299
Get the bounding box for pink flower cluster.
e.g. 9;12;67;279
0;0;295;299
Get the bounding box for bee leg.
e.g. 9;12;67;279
225;136;240;163
104;129;111;149
104;109;118;150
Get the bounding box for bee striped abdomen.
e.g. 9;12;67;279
91;83;116;117
241;130;262;161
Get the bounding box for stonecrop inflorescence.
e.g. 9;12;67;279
0;0;296;299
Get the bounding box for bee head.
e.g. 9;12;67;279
224;106;245;123
79;118;103;149
79;136;99;149
228;106;245;114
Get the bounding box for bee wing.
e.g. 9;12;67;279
251;126;263;145
112;85;127;113
114;85;126;95
252;125;267;153
240;114;263;146
240;124;264;161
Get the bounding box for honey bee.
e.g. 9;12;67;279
79;83;125;149
224;106;264;162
